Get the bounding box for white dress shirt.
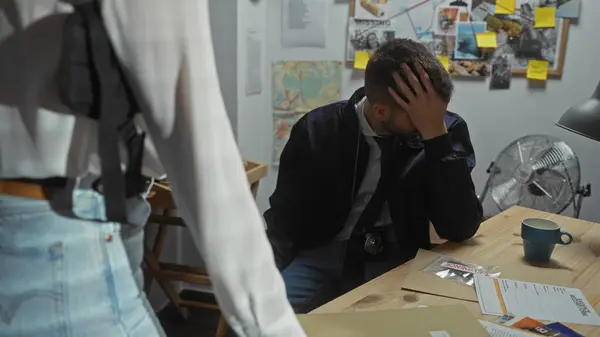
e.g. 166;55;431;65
0;1;304;336
335;98;392;240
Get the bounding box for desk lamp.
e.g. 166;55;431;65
555;80;600;217
556;80;600;142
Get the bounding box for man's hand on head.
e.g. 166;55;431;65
387;63;448;140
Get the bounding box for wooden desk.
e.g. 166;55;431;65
313;206;600;336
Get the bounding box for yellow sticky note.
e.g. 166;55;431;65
496;0;515;14
354;51;370;70
476;32;497;48
527;60;549;80
534;7;556;28
437;56;449;71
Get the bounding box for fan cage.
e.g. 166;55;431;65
487;134;581;215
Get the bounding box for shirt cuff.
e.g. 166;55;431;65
423;133;453;161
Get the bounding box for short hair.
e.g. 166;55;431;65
364;38;454;106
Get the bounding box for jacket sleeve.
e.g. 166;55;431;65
422;118;483;242
265;117;331;270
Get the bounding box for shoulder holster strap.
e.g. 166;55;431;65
76;2;145;222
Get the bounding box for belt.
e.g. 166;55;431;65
0;178;67;200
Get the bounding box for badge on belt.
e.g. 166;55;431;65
364;231;384;256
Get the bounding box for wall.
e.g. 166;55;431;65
212;0;239;134
237;0;600;222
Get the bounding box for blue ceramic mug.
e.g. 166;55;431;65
521;218;573;262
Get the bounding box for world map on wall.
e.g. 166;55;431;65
271;61;342;166
272;61;342;113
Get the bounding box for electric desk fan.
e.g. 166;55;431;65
479;135;590;218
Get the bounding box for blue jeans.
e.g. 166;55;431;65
282;227;407;313
0;182;166;336
281;241;347;313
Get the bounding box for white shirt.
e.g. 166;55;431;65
0;1;304;336
335;98;392;240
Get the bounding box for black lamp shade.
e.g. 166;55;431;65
556;80;600;143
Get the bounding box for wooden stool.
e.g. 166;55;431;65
143;160;268;337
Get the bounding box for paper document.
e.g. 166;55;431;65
401;249;573;303
245;30;263;96
297;305;490;337
474;275;600;326
281;0;327;48
480;320;539;337
503;316;584;337
429;331;451;337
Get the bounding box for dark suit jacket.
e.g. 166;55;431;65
265;88;483;270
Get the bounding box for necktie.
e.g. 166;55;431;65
353;136;394;235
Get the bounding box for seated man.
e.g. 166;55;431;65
264;38;483;313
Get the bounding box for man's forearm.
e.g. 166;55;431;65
423;133;483;241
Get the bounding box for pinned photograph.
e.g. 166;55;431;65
449;60;490;76
447;0;471;7
556;0;580;18
486;13;564;72
353;0;404;21
459;9;471;22
346;18;396;61
454;22;486;59
434;35;457;56
434;7;460;35
490;55;512;89
471;0;496;21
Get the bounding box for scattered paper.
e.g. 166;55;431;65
544;322;584;337
476;32;497;48
500;316;585;336
474;275;600;326
281;0;327;48
353;51;370;70
430;331;452;337
527;60;549;81
298;305;490;337
534;7;556;28
495;0;515;14
437;56;450;71
480;321;539;337
245;31;263;96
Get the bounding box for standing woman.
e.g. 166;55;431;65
0;1;305;336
